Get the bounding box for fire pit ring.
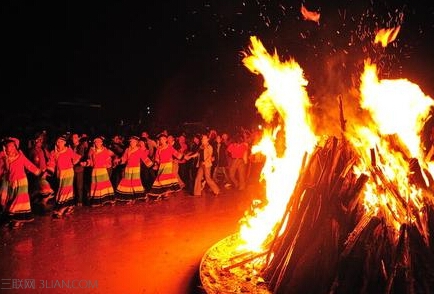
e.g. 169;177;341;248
199;233;271;294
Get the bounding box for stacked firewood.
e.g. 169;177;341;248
262;136;434;294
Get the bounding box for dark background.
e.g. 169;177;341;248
2;0;434;136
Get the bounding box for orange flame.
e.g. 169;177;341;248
374;26;401;47
348;60;433;233
238;36;318;252
359;60;433;160
300;4;320;24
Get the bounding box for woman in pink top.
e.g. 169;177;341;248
0;137;42;227
147;133;184;200
46;135;82;218
86;136;116;207
115;136;153;203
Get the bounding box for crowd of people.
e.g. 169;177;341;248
0;127;265;228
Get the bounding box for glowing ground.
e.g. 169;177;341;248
0;185;261;294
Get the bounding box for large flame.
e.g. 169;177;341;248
238;36;318;252
348;60;433;233
360;60;433;159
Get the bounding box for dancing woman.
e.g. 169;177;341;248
115;136;153;203
45;135;82;218
86;136;116;207
0;137;42;227
147;133;184;200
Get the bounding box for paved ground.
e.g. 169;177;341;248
0;183;264;294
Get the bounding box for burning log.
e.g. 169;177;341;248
200;135;434;294
341;212;376;258
223;251;269;271
262;137;363;293
260;137;434;294
345;173;370;212
339;94;347;136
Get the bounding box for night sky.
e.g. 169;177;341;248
3;0;434;135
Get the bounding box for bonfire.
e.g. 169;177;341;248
200;18;434;294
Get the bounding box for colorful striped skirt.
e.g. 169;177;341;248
0;177;34;222
116;166;146;201
55;168;75;209
89;167;115;206
147;162;181;197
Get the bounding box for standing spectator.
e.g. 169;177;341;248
227;133;249;191
0;137;42;228
168;134;185;189
221;132;232;181
108;134;126;188
140;132;157;190
186;134;220;196
86;136;116;207
175;134;189;189
141;131;157;160
115;136;153;203
185;134;201;194
212;134;231;188
147;133;184;200
70;133;89;206
248;129;266;185
208;129;218;176
221;132;231;145
46;135;82;218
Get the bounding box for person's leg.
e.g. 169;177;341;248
222;166;232;187
73;171;84;206
212;165;219;184
238;161;246;190
193;166;204;196
173;161;185;188
204;166;219;195
229;160;238;188
179;163;188;189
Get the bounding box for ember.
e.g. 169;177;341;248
374;27;401;48
200;18;434;294
300;4;320;24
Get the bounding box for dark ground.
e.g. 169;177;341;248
0;182;264;294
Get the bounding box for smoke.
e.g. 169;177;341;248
305;50;370;138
